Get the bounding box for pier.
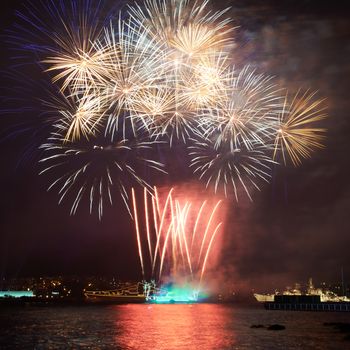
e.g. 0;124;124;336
264;302;350;311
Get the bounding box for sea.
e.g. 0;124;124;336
1;304;350;349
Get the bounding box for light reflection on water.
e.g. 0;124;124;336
114;304;235;350
1;304;350;349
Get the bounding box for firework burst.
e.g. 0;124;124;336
175;54;230;111
189;138;275;200
200;66;283;151
10;0;115;89
273;90;327;166
128;87;177;135
92;20;169;138
4;0;328;218
49;92;106;142
40;129;166;219
128;0;234;59
43;48;111;94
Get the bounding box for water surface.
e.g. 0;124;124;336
1;304;350;349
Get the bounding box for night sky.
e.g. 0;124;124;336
0;0;350;294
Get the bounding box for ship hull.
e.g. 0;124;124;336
254;293;275;302
85;294;146;304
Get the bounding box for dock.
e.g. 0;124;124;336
264;295;350;311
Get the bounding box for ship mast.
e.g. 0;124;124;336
341;267;345;296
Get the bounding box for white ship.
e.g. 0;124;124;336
84;282;153;303
254;278;350;303
253;293;275;302
306;278;350;302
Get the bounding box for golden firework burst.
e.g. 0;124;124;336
273;90;327;166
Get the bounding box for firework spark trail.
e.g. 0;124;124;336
190;200;206;253
199;221;222;287
197;199;221;265
132;188;145;277
132;187;222;288
175;201;190;274
179;202;193;276
159;221;175;281
151;188;174;274
144;187;153;266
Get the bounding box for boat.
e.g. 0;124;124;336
84;282;148;303
306;278;350;302
253;293;275;302
254;278;350;304
254;284;302;302
264;294;350;312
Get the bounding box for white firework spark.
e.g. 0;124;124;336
189;137;276;200
39;1;112;94
8;0;328;217
199;66;283;151
39;131;166;219
49;92;106;143
92;19;169;138
128;0;234;59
